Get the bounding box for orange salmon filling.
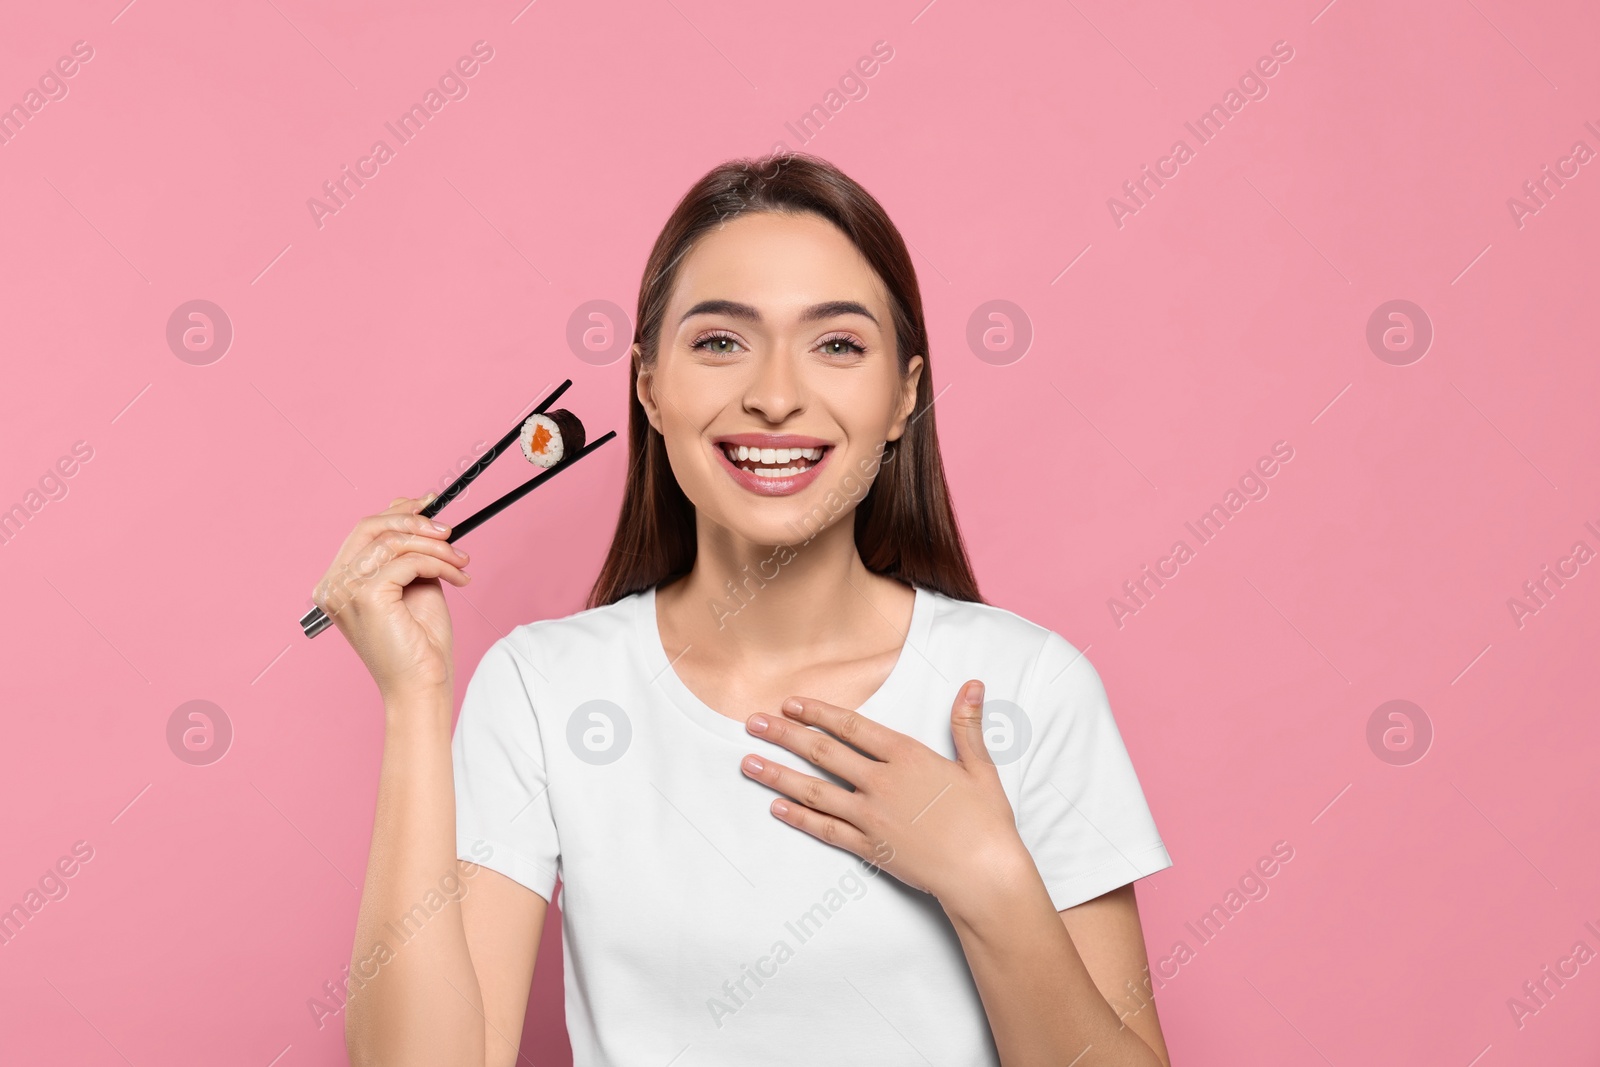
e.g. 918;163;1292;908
529;424;552;454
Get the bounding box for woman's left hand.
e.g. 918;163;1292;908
741;679;1034;911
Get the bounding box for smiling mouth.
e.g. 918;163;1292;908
718;443;830;480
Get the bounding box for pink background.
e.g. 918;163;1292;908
2;0;1596;1063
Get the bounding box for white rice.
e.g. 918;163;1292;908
519;412;567;468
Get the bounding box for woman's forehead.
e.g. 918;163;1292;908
667;212;891;323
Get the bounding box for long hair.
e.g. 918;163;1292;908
585;151;982;608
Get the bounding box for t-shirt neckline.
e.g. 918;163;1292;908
636;579;934;744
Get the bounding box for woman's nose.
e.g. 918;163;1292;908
743;349;804;421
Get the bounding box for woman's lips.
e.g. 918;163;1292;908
712;441;831;497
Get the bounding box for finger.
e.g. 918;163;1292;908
374;548;472;591
767;794;876;859
354;510;454;544
382;493;434;514
338;533;469;605
748;708;881;785
332;513;453;574
775;696;904;763
315;502;454;610
320;513;456;597
949;679;993;769
741;752;863;823
367;529;469;573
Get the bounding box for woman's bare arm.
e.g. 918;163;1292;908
942;859;1170;1067
461;865;548;1067
345;689;487;1066
736;687;1170;1066
1059;884;1171;1066
315;494;547;1066
345;686;551;1067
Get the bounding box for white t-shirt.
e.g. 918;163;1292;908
452;581;1172;1066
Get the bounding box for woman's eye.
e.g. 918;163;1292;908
692;333;743;355
819;337;865;357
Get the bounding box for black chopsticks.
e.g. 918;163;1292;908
420;378;571;523
299;378;616;638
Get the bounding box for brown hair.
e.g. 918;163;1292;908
585;151;982;608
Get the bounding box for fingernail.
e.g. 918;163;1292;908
742;755;764;774
430;520;450;534
772;800;791;817
748;714;769;734
781;698;804;715
965;681;985;705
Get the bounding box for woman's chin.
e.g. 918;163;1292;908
703;498;843;550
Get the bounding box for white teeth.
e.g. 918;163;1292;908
720;443;827;469
750;466;801;479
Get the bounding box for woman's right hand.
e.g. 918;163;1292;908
312;493;473;703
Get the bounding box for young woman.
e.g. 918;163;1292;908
323;153;1174;1067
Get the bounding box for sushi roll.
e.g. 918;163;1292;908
519;408;586;468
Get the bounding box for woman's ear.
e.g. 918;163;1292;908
888;355;925;440
634;344;664;434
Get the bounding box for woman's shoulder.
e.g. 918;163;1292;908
485;588;646;665
918;585;1066;649
916;585;1091;682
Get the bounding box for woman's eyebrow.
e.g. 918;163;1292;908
679;299;879;326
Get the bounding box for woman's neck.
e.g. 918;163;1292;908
657;517;912;666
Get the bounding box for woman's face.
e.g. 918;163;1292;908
636;210;923;548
